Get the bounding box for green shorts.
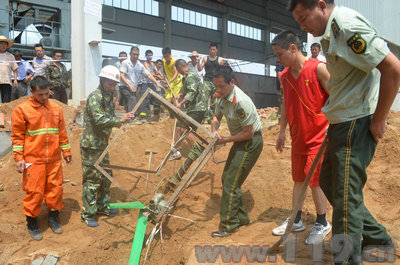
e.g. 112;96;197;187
176;111;205;131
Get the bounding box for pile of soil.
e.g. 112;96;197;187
0;111;399;265
0;96;76;131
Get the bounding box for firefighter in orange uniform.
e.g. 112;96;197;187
11;75;72;241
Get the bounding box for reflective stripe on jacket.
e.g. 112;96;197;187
11;96;71;163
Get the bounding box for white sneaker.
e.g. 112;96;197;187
272;218;305;236
169;150;182;160
305;221;331;245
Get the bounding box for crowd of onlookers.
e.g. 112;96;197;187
103;42;227;124
0;36;70;105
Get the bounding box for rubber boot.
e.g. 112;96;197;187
48;210;63;234
26;216;43;240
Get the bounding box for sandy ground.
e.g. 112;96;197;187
0;108;399;265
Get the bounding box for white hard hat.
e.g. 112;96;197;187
99;65;120;83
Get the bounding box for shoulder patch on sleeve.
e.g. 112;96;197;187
236;108;245;120
331;19;340;39
347;33;367;54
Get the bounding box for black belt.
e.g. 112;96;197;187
254;131;262;136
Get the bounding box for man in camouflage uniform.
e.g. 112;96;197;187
166;59;208;185
45;51;69;104
80;65;134;227
175;59;207;143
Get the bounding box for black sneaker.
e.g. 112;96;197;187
48;210;62;234
26;216;43;240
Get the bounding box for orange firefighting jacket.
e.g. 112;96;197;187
11;96;71;164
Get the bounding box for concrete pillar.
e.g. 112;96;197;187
0;0;9;37
71;0;102;106
264;24;272;76
164;0;172;48
221;13;229;57
264;0;271;76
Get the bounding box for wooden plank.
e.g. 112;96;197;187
131;87;150;114
190;129;209;145
148;89;214;138
184;150;212;189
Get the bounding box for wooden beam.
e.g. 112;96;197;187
148;89;215;138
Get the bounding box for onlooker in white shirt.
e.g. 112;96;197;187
33;43;52;77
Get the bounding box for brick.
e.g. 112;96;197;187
0;112;4;128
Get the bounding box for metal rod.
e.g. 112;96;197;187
100;163;157;174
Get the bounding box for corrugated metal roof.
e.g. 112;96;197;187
335;0;400;45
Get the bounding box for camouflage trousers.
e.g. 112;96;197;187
203;80;216;122
81;147;112;220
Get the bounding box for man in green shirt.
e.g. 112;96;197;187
175;59;207;147
288;0;400;263
80;65;134;227
210;65;263;238
164;59;208;186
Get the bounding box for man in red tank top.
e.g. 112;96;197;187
271;31;331;245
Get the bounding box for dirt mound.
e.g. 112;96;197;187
0;112;400;265
0;96;76;130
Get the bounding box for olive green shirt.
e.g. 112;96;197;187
215;85;262;136
320;6;389;124
80;86;122;150
181;69;207;112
